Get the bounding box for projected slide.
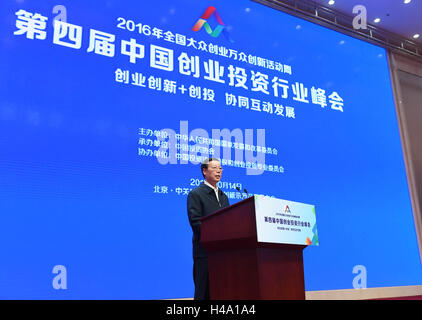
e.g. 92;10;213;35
0;0;421;299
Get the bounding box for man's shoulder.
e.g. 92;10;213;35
189;182;208;196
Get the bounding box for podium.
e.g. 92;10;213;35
200;195;318;300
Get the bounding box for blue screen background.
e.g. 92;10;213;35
0;0;420;299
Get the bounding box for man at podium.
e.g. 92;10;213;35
187;157;230;300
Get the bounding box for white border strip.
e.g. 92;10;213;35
305;285;422;300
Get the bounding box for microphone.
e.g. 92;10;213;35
236;187;245;199
244;188;250;198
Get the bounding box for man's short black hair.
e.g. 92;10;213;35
201;157;220;178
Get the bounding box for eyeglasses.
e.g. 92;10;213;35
209;166;223;171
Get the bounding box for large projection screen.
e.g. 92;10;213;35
0;0;421;299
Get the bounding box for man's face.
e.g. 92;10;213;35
203;160;223;186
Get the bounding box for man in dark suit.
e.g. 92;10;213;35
187;157;230;300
